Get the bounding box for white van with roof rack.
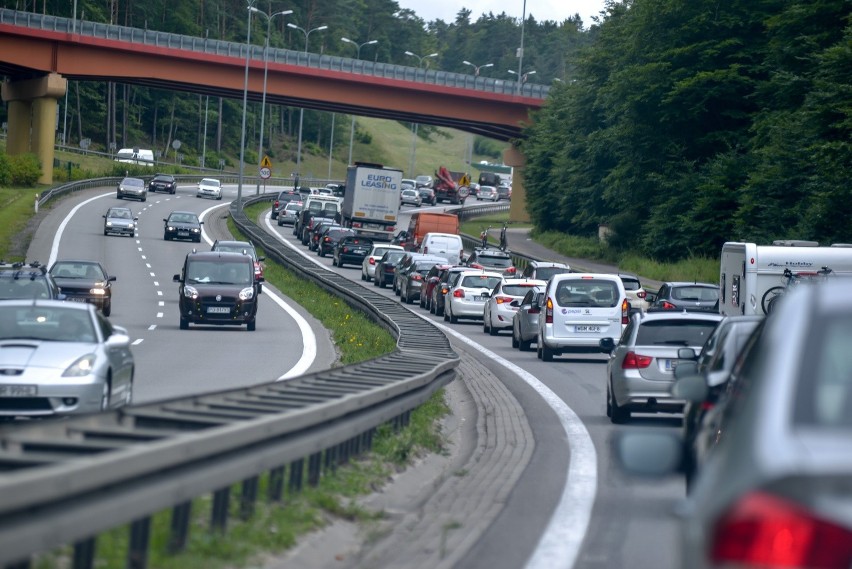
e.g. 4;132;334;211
537;273;629;361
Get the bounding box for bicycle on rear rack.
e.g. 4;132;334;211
761;266;833;314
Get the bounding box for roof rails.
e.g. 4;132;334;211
772;240;820;247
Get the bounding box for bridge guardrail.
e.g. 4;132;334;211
0;8;550;99
0;185;459;567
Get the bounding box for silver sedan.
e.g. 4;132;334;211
0;300;134;417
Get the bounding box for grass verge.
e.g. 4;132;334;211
0;187;43;261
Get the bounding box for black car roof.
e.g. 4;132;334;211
185;251;252;263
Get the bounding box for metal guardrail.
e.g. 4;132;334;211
0;8;551;99
0;185;460;567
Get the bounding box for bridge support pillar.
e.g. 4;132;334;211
504;145;530;223
2;73;68;185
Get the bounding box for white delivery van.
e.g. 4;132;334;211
418;232;464;265
719;241;852;316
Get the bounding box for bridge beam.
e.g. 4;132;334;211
504;145;530;224
2;73;67;184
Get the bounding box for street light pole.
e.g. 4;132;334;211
341;37;378;165
404;51;438;176
461;61;493;167
250;7;293;194
516;0;527;95
288;23;328;174
508;69;536;84
462;60;493;77
237;2;255;206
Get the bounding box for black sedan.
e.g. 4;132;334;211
148;173;176;194
333;236;374;268
373;250;407;289
163;211;203;242
317;228;355;257
48;260;116;316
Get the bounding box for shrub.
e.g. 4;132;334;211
0;153;11;186
9;154;41;186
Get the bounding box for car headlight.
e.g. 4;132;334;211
239;287;255;301
167;225;175;231
63;354;97;377
106;221;113;227
191;228;200;233
127;223;135;229
90;287;107;295
184;284;199;300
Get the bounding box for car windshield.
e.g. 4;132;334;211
170;213;198;224
502;284;540;296
461;275;502;289
382;252;406;264
636;320;719;347
201;179;220;187
555;280;619;307
214;243;255;257
153;175;172;182
286;203;303;212
123;178;144;187
0;305;95;342
185;261;252;285
109;209;132;219
672;286;719;301
51;263;104;280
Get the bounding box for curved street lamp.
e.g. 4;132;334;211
508;69;536;84
404;50;438;68
249;7;293;193
341;38;378;165
462;60;493;77
288;23;328;173
403;51;438;177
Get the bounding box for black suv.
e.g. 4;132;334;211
271;190;301;219
0;261;63;301
173;251;262;331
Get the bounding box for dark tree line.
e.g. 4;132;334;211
1;0;588;170
522;0;852;260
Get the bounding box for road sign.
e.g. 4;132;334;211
260;155;272;169
260;167;271;179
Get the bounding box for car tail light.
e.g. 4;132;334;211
622;299;630;324
369;258;376;265
528;306;540;315
453;289;465;298
387;225;395;232
637;291;646;299
661;301;676;310
712;491;852;569
506;267;517;275
441;286;449;294
352;221;362;228
342;247;350;253
470;263;484;270
412;275;423;281
545;297;554;324
495;296;514;304
323;237;330;242
273;200;280;209
622;352;653;369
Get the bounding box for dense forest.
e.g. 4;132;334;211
2;0;850;260
523;0;852;259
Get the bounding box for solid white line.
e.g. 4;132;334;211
156;312;163;318
132;339;144;346
415;313;598;569
148;325;156;330
48;193;112;267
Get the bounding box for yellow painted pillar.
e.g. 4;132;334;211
2;73;67;185
504;145;530;223
5;99;32;155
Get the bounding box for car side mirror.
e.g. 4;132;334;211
645;292;658;303
134;217;139;221
671;374;709;402
614;431;683;478
108;276;117;283
599;337;616;354
257;256;265;262
677;347;697;360
173;274;182;283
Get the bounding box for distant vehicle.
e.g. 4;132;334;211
317;227;355;257
420;263;456;311
102;206;138;237
271;190;301;219
414;175;433;188
646;282;719;313
49;260;116;316
512;285;547;351
211;239;265;281
341;162;402;241
0;300;134;418
116;177;147;201
496;185;512;201
296;195;343;242
163;211;203;242
361;244;405;282
406;212;460;251
429;266;470;316
400;188;422;207
333;235;373;268
0;261;63;301
374;249;408;289
483;278;546;336
466;248;516;276
276;201;303;227
418;232;465;265
443;270;504;324
115;147;154;166
521;261;571;281
398;259;440;304
476;186;498;201
600;310;723;423
196;178;223;200
432;166;469;205
148;173;176;194
417;186;437;206
173;250;262;331
619;273;650;313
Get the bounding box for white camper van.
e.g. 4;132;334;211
719;241;852;316
115;148;154;167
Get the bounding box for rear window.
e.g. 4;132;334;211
461;275;502;289
476;255;513;268
554;279;620;308
672;286;719;301
621;277;642;291
383;252;406;263
414;261;437;271
535;267;571;281
503;284;539;296
636;320;719;347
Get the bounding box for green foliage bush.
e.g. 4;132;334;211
473;137;502;159
0;153;10;186
8;154;41;186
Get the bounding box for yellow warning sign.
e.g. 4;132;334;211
260;155;272;169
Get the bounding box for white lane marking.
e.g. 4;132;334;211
132;339;144;346
149;272;155;277
153;281;159;286
412;315;597;569
146;264;152;269
157;312;163;318
148;325;156;330
157;291;162;296
48;193;112;266
141;255;147;260
158;301;164;307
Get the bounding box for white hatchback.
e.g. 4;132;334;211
196;178;222;200
444;270;504;324
361;244;405;282
537;273;629;361
483;278;547;336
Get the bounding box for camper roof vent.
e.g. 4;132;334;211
830;243;852;248
772;240;820;247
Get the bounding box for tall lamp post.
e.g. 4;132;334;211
508;69;536;84
288;23;328;174
404;50;438;176
250;7;293;194
462;60;493;77
237;2;255;206
516;0;527;95
341;37;378;165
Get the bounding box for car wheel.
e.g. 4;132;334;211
448;305;458;324
489;320;499;336
116;193;122;199
511;329;519;349
194;236;201;243
164;232;170;241
104;230;109;236
610;379;630;424
247;319;256;332
430;298;436;314
541;343;555;362
217;195;223;201
179;316;189;330
379;279;386;289
606;383;613;418
141;197;147;202
483;320;490;334
338;260;345;268
519;337;532;352
419;295;426;309
318;248;325;257
102;300;112;317
332;256;337;266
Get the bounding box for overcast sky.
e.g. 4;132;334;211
395;0;608;27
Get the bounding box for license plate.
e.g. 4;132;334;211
574;325;601;333
664;359;677;371
479;293;489;300
68;297;89;302
351;248;366;254
0;385;37;397
207;306;230;314
178;231;189;237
